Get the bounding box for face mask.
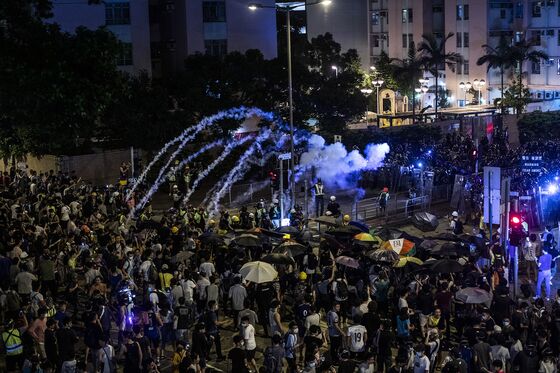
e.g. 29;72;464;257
503;321;510;327
242;323;248;327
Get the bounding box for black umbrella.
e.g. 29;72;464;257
367;249;399;263
429;242;470;257
431;259;463;273
233;234;262;247
245;227;285;239
377;227;404;241
328;225;362;236
261;253;296;266
412;212;439;232
199;232;225;246
426;232;461;241
458;234;487;251
313;215;339;227
274;241;307;257
276;226;300;234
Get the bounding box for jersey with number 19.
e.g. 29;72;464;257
347;324;367;352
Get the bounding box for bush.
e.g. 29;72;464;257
518;111;560;144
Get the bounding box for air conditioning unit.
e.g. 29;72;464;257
554;91;560;98
545;91;553;100
535;92;543;99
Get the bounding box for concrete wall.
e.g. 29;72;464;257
1;150;137;186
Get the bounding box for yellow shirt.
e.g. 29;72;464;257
159;272;173;290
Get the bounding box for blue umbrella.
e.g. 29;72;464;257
349;221;369;233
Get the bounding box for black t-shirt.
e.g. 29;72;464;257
303;335;323;362
56;328;78;361
228;347;247;372
175;305;192;330
362;312;380;337
417;292;433;315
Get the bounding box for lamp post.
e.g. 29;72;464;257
249;0;332;206
473;79;486;105
465;81;472;105
331;65;338;77
360;88;373;126
372;78;384;114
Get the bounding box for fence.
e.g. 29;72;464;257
354;184;452;223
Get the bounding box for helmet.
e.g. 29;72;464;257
171;226;179;234
451;211;459;217
173;184;178;189
232;215;240;223
208;219;216;225
330;196;336;201
343;215;351;222
299;272;307;281
290;209;296;214
325;211;332;216
249;213;255;218
272;199;279;204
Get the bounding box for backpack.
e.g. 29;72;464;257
148;262;159;283
6;291;21;312
152;290;171;311
335;280;349;299
453;220;464;235
263;346;279;373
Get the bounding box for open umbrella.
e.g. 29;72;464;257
274;241;307;257
199;232;225;246
412;212;440;232
328;225;363;236
321;235;347;251
354;233;376;242
261;253;296;266
245;227;285;238
382;238;415;256
276;226;299;234
455;287;492;304
313;215;338;226
431;259;463;273
349;221;369;232
335;255;360;269
368;249;400;263
377;227;404;241
239;261;278;283
233;234;262;247
394;257;423;268
429;242;470;257
172;250;195;264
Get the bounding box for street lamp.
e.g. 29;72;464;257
248;0;332;208
372;78;384;114
360;88;373;126
331;65;338;77
473;79;486;104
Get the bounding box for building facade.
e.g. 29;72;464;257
309;0;559;110
50;0;277;77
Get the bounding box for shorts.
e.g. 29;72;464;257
6;354;24;371
245;349;256;360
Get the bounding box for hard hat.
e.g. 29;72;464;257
299;272;307;281
249;213;255;218
452;211;459;217
272;199;279;204
171;226;179;234
283;234;291;240
173;184;178;189
208;219;216;225
343;214;351;222
325;211;333;216
290;209;296;214
232;215;240;223
330;196;336;201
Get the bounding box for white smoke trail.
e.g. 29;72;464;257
182;135;253;204
127;106;275;200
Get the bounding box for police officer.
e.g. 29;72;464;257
314;179;325;217
2;318;26;372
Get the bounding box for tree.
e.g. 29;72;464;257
417;33;462;117
502;78;531;115
392;42;424;123
509;37;548;114
476;37;513;111
0;0;125;156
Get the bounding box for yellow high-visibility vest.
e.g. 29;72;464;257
2;328;23;356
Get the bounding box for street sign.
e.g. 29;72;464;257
278;153;292;161
520;154;542;173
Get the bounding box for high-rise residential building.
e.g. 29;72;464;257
309;0;560;111
49;0;277;77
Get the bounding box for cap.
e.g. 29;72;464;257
330;196;336;201
452;211;459;217
343;215;351;222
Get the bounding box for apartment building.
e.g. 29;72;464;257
309;0;560;110
50;0;277;77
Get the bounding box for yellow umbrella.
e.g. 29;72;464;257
354;233;375;242
393;257;423;268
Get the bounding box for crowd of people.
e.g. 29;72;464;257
1;127;560;373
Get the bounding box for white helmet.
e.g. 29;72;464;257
272;199;279;204
325;211;333;216
330;196;336;201
451;211;459;217
249;213;255;218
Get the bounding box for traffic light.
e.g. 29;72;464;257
269;171;279;189
509;213;525;246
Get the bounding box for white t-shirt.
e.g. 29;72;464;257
305;313;321;330
180;279;197;303
97;345;115;373
242;323;256;351
199;262;216;277
413;354;430;373
347;324;367;352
